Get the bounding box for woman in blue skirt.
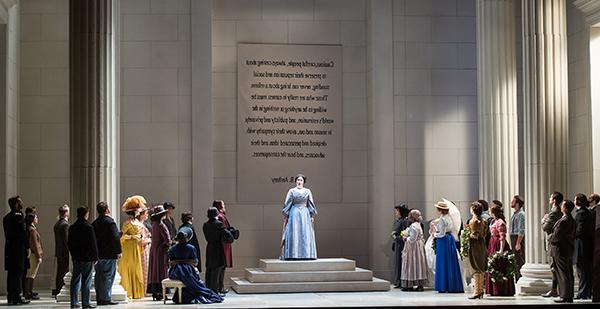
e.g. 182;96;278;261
431;201;464;293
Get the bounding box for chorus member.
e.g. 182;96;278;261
281;174;317;260
92;202;122;306
215;200;238;294
574;193;594;299
391;204;410;288
163;202;178;242
541;192;564;298
203;207;234;293
168;227;223;304
138;208;151;291
3;196;30;305
179;212;201;273
509;195;525;281
432;201;463;293
467;201;488;299
400;209;428;291
549;200;576;303
147;205;171;300
53;205;70;298
485;203;515;296
24;213;42;300
118;195;146;299
68;207;99;309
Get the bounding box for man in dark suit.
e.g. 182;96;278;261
92;202;121;306
163;202;178;242
179;212;201;272
202;207;233;294
215;200;237;294
68;207;99;309
548;200;576;303
3;196;30;305
574;194;594;299
541;192;564;297
53;205;70;297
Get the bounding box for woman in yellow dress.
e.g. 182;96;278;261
118;196;146;299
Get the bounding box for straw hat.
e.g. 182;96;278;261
434;200;449;210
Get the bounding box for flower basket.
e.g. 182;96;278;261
459;228;470;259
487;251;516;282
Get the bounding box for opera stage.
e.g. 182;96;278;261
5;289;597;309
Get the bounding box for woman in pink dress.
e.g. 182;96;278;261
485;203;515;296
137;209;151;292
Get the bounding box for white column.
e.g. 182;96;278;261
367;0;394;279
517;0;569;295
476;0;518;219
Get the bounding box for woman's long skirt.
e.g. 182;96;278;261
434;234;464;293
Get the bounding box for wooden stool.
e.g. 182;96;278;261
161;278;185;304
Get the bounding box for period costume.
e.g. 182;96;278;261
401;222;428;288
25;222;42;299
542;205;563;295
3;208;29;304
118;219;145;299
485;218;515;296
140;222;151;290
549;212;576;302
92;214;122;304
433;212;463;293
281;187;317;260
467;217;488;298
217;210;235;293
574;206;594;299
392;213;410;286
168;227;223;304
164;215;178;242
52;217;70;296
68;217;99;308
179;222;201;273
203;217;234;293
147;209;172;298
509;208;525;281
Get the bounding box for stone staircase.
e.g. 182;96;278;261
232;258;390;294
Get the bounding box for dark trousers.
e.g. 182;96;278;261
70;261;94;306
95;259;117;302
7;268;24;299
510;235;525;282
549;256;558;290
205;266;224;293
554;256;574;300
53;256;69;295
218;267;226;291
576;257;592;298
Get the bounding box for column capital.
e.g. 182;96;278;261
573;0;600;26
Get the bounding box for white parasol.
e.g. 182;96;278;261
442;198;461;241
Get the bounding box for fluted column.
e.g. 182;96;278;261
66;0;126;303
70;0;118;216
476;0;518;220
517;0;569;295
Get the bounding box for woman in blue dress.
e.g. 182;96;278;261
281;174;317;260
431;201;464;293
168;227;223;304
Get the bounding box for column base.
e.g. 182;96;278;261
56;271;128;303
515;263;553;295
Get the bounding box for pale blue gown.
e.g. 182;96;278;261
281;187;317;260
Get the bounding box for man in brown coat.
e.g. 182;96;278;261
548;200;576;303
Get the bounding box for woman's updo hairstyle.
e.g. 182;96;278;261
294;174;307;183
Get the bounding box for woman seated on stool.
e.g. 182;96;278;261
168;227;223;304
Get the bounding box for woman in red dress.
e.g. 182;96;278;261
485;202;515;296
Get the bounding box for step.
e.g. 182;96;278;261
259;258;356;272
231;277;391;294
246;267;373;283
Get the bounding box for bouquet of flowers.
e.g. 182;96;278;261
459;228;470;259
487;251;516;282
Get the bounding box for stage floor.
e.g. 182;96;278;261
5;288;597;308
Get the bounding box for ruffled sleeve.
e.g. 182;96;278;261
497;219;507;242
434;217;449;238
282;189;294;217
406;222;421;243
